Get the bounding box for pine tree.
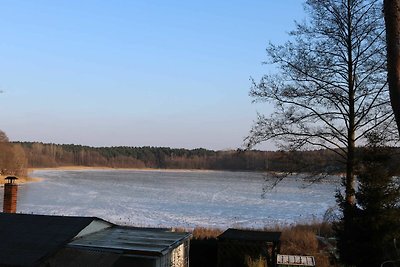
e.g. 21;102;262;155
335;137;400;266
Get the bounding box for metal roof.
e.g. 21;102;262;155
68;226;192;256
0;213;102;266
218;228;281;242
277;254;315;266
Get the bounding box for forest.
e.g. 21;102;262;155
6;141;398;174
2;139;400;178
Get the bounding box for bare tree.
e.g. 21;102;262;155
0;130;27;176
384;0;400;135
247;0;394;205
0;130;11;175
0;130;9;143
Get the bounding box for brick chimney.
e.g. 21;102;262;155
3;176;18;213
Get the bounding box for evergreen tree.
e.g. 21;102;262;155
335;137;400;266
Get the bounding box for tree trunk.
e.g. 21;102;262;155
346;0;356;205
346;137;356;205
384;0;400;135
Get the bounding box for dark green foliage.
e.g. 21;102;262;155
335;144;400;266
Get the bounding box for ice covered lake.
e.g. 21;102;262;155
3;169;341;229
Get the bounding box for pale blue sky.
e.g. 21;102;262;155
0;0;305;150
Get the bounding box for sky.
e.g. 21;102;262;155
0;0;305;150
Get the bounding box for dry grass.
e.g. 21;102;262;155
280;226;319;255
189;223;336;267
245;256;266;267
266;221;334;238
277;224;335;267
192;227;223;239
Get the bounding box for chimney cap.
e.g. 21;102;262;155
5;176;18;184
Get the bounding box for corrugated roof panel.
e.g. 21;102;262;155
69;226;191;256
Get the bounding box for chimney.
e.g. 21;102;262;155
3;176;18;213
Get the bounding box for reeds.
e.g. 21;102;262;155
189;222;336;267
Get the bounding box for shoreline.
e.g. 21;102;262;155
25;166;222;183
28;166;223;173
25;166;266;184
18;167;342;184
1;167;221;185
28;167;343;180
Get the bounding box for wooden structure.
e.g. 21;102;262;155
217;228;281;267
276;254;315;267
0;213;191;267
3;176;18;213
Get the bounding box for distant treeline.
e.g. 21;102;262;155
13;142;349;173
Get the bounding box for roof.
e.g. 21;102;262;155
277;254;315;266
218;228;281;243
68;226;192;256
0;213;105;266
5;176;18;183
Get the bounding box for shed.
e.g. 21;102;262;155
64;226;191;267
0;213;191;267
0;213;110;266
217;228;281;267
276;254;315;267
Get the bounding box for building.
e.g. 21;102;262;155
217;228;281;267
0;213;191;267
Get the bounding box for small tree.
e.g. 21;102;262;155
0;130;9;143
0;130;10;175
335;136;400;266
0;130;27;176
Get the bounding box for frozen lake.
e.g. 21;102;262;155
2;169;340;229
